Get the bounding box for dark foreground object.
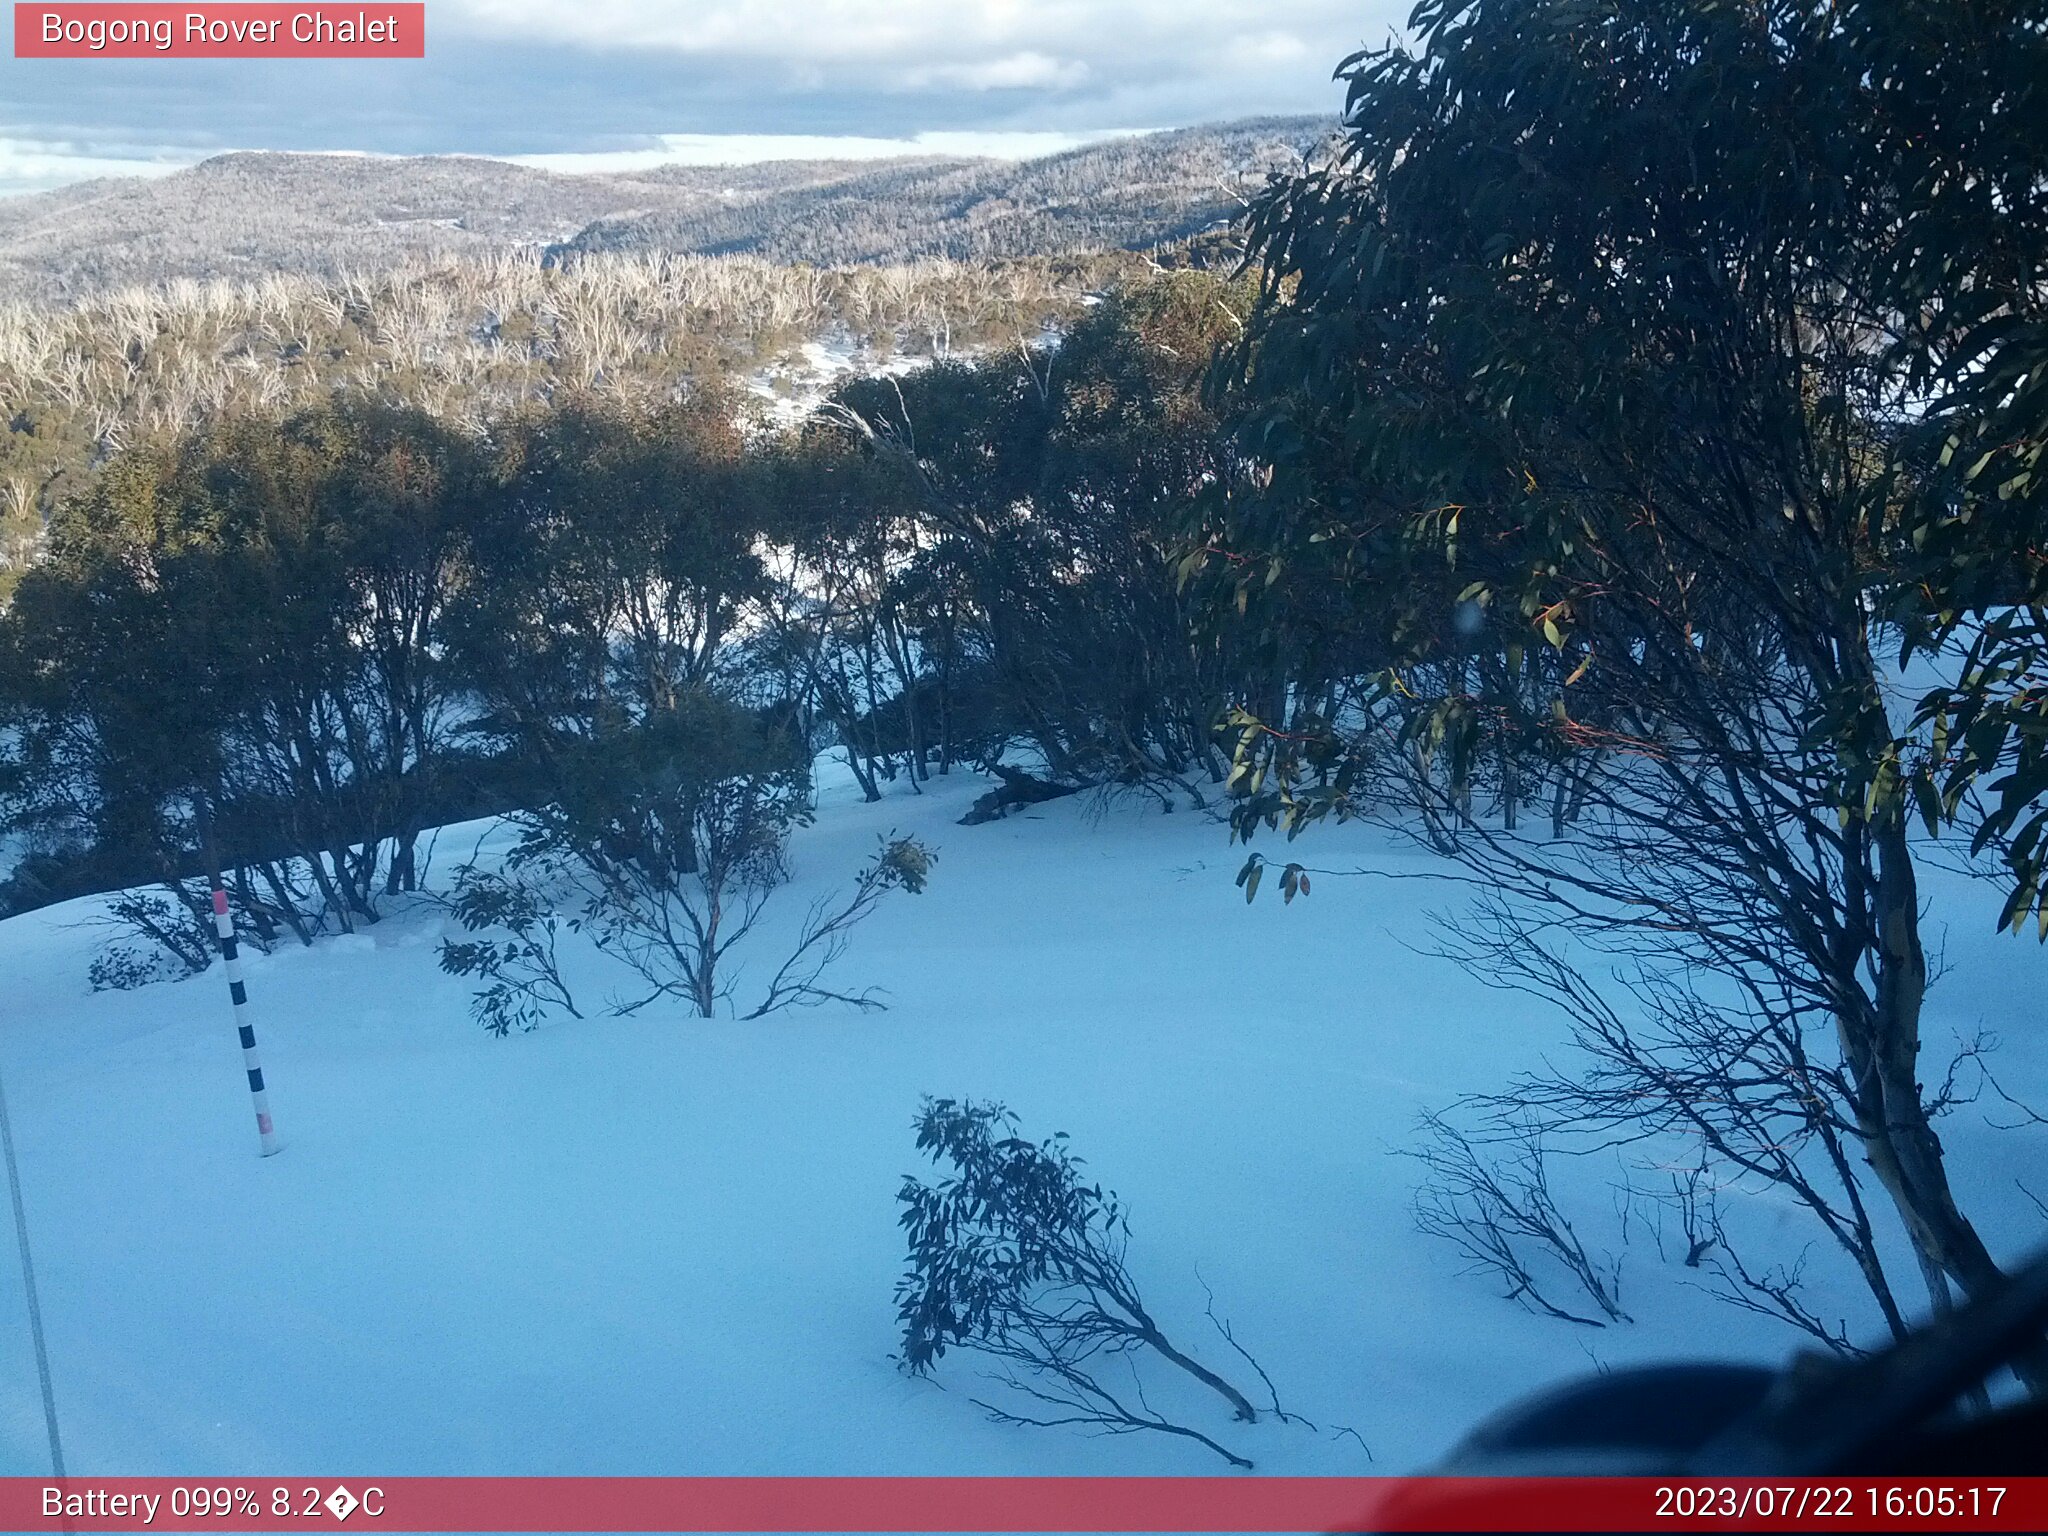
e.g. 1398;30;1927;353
1437;1248;2048;1476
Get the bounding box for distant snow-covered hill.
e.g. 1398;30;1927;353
0;118;1332;301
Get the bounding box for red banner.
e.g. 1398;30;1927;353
1;1477;2044;1532
12;5;424;58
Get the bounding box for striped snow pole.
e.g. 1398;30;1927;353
209;883;281;1156
198;801;282;1158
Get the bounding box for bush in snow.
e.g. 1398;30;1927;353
86;890;214;989
85;883;281;991
1407;1110;1629;1330
895;1096;1276;1469
438;867;583;1035
440;700;932;1026
88;940;194;993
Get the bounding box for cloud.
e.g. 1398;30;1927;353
445;0;1383;99
0;3;1409;195
901;53;1093;93
508;129;1123;175
1229;31;1313;68
0;136;203;197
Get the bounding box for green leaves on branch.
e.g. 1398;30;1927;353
1235;852;1311;906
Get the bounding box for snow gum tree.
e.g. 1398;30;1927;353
1196;0;2048;1374
0;398;485;941
442;697;933;1023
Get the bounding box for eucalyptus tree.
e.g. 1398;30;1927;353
1201;0;2048;1353
0;398;484;941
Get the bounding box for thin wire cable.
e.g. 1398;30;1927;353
0;1052;65;1480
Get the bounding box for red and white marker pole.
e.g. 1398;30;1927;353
197;799;282;1158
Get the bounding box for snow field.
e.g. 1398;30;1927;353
1;763;2043;1476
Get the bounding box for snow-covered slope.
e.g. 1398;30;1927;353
744;337;932;430
1;764;2043;1476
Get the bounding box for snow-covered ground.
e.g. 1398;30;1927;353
745;338;934;430
1;761;2044;1477
744;323;1063;430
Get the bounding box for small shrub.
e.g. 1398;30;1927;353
438;866;582;1036
895;1096;1270;1468
89;942;191;992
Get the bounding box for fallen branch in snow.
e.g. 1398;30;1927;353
1408;1111;1629;1329
957;765;1081;825
1328;1422;1375;1461
970;1350;1255;1471
1197;1269;1314;1428
896;1097;1265;1467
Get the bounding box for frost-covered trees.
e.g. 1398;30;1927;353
0;248;1110;599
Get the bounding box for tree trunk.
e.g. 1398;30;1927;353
1139;1327;1260;1424
385;831;418;895
1840;813;2047;1392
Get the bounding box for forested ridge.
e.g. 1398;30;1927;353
3;0;2046;1432
0;118;1331;300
